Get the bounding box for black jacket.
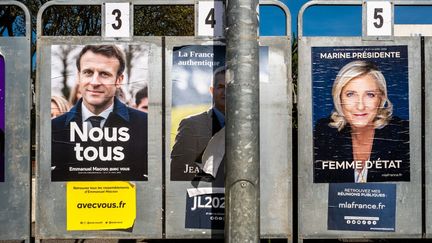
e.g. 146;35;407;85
51;98;148;181
313;117;410;183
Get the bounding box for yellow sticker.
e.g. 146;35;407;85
66;181;136;231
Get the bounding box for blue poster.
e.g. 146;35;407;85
170;45;269;181
328;183;396;232
312;46;410;183
185;188;224;229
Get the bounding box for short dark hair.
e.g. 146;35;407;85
76;45;126;77
212;66;226;87
135;86;148;106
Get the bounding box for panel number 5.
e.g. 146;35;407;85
105;2;130;38
198;1;224;37
366;1;392;36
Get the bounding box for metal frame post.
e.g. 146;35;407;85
225;0;260;242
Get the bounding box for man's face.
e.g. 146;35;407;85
211;73;226;113
78;51;123;114
137;97;148;112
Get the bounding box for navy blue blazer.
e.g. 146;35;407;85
313;117;410;183
51;98;148;181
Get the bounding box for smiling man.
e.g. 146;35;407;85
51;45;148;181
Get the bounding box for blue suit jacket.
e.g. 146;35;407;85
51;98;148;181
313;117;410;183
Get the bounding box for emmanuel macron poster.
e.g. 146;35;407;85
50;44;149;181
312;46;410;183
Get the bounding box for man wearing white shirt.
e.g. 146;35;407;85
51;45;148;181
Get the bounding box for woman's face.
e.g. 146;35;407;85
341;74;381;129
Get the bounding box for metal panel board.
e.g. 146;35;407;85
259;36;292;239
298;36;422;240
0;1;31;241
426;37;432;238
164;36;292;239
0;26;32;243
36;36;163;239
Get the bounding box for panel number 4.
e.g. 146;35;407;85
198;1;224;37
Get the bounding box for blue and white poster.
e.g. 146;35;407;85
312;45;410;183
185;187;224;229
170;45;269;181
328;183;396;232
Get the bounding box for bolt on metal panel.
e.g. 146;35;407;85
298;36;422;240
0;1;32;241
426;37;432;239
164;36;292;239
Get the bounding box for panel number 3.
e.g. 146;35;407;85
104;3;129;38
112;9;122;30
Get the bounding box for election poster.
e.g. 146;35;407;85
185;187;225;230
312;46;410;183
169;45;226;182
51;44;149;181
170;45;269;182
328;183;396;232
66;181;136;230
0;54;4;182
169;45;268;230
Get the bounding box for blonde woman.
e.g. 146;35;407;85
51;96;71;119
313;60;409;183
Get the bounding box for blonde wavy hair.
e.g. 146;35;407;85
51;95;72;118
329;60;393;131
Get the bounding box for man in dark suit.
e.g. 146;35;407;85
51;45;148;181
170;66;225;185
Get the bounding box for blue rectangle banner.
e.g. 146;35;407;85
185;187;224;229
328;183;396;232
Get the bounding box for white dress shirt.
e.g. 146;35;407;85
81;103;114;128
